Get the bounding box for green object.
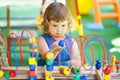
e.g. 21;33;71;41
34;43;37;49
46;59;53;65
73;67;80;75
73;76;80;80
4;71;10;79
59;66;64;72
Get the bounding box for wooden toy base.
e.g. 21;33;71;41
1;66;120;80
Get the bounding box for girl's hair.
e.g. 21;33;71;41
41;2;74;34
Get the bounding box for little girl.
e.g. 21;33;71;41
37;2;81;67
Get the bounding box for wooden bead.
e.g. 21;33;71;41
0;70;4;78
9;70;16;78
46;52;54;59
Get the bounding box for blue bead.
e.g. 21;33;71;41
30;52;37;57
80;75;87;80
46;65;54;71
95;63;102;70
96;60;102;63
95;60;102;70
58;40;65;47
29;76;37;80
29;65;36;70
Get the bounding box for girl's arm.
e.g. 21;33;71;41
37;37;50;60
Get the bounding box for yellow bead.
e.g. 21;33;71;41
104;74;111;80
46;52;54;59
28;58;37;65
62;67;69;76
29;37;36;43
46;77;54;80
45;71;50;77
0;70;4;78
59;66;69;76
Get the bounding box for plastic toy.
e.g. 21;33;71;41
85;0;120;30
77;0;92;14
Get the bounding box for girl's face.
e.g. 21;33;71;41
49;20;68;38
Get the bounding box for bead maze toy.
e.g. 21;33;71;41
1;2;120;80
0;29;120;79
85;0;120;30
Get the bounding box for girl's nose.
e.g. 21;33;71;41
57;27;61;32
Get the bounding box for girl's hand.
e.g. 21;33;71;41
52;44;62;53
52;44;63;60
52;40;65;55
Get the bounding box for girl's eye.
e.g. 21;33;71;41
53;25;57;27
62;25;66;27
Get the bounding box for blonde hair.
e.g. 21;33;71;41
41;2;74;34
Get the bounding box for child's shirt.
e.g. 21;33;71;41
37;34;73;66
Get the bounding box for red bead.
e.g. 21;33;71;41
29;70;36;76
9;70;16;78
104;66;111;74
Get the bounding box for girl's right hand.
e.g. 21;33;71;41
52;44;62;55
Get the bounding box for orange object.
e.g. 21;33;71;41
93;0;120;24
59;66;69;76
29;70;36;76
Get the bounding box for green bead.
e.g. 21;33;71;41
33;43;37;49
73;67;80;75
46;59;53;65
4;71;10;79
59;66;64;72
73;76;80;80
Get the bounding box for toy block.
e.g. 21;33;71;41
46;77;54;80
28;58;37;65
104;74;111;80
29;70;36;76
45;70;51;77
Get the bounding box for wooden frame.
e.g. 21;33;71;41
1;66;102;80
